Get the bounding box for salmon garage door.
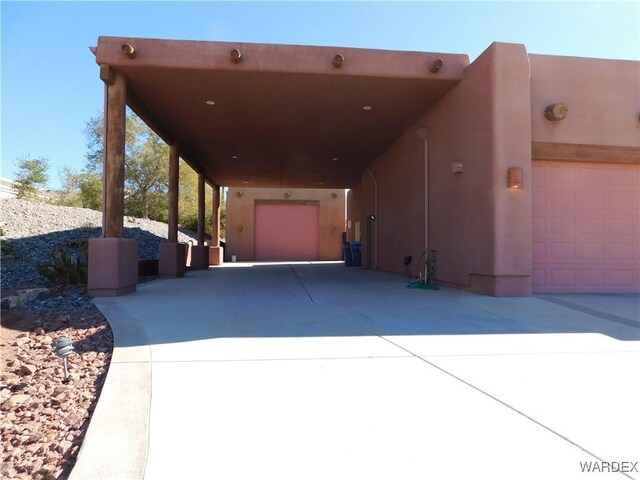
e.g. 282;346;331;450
532;161;640;293
254;203;319;261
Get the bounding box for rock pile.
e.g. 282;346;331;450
0;292;112;480
0;198;197;288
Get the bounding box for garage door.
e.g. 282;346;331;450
255;203;319;261
532;161;639;293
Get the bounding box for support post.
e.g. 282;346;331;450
159;144;186;276
168;144;179;244
209;184;224;265
191;173;209;269
104;72;126;238
88;69;138;296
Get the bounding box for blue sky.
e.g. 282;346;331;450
2;1;639;189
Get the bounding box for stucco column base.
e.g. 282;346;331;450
469;274;532;297
88;238;138;297
159;243;187;277
209;246;224;266
191;246;210;270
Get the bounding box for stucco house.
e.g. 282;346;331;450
87;36;639;297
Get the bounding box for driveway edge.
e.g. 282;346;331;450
69;299;151;480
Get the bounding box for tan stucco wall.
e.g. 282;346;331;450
530;54;640;147
348;42;533;296
226;188;345;261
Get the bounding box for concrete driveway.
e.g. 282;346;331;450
72;263;639;480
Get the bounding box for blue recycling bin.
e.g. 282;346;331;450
350;242;362;267
343;243;353;266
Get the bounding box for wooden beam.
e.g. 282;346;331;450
532;142;640;165
126;89;174;145
99;64;114;86
126;89;204;175
211;185;221;247
197;173;205;246
168;144;179;243
103;72;126;238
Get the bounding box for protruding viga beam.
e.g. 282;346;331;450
95;36;469;80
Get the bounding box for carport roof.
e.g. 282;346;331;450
94;36;469;188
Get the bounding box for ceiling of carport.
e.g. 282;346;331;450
94;37;469;188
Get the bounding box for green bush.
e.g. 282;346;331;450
37;242;88;285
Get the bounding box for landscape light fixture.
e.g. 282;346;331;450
54;337;74;383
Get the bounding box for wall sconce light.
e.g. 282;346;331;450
230;48;242;64
284;192;292;198
507;167;523;189
330;225;337;233
121;43;137;59
451;162;464;174
237;224;244;232
332;54;345;68
236;190;243;197
429;58;444;73
545;103;568;121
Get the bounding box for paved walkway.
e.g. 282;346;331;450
72;263;640;480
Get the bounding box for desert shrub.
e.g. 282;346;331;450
37;242;88;285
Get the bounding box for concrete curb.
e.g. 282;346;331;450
69;299;151;480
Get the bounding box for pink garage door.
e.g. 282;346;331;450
254;203;319;261
532;161;640;293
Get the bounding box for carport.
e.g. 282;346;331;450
87;36;468;296
87;37;639;298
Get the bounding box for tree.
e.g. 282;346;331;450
78;109;226;234
14;156;49;200
57;167;102;210
84;110;168;220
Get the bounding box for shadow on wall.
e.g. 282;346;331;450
101;263;639;344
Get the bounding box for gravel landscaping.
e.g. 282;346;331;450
1;199;197;479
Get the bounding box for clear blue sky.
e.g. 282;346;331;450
2;1;638;189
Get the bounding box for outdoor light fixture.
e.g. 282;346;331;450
332;54;345;68
54;337;74;383
507;167;523;189
231;155;238;159
205;100;215;105
237;224;244;232
331;193;338;199
230;48;242;64
236;190;243;197
369;214;376;221
330;225;337;233
362;105;373;111
121;43;137;59
332;157;338;161
545;103;568;121
430;58;444;73
451;162;464;174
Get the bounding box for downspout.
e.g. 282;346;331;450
417;128;430;251
367;170;378;270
